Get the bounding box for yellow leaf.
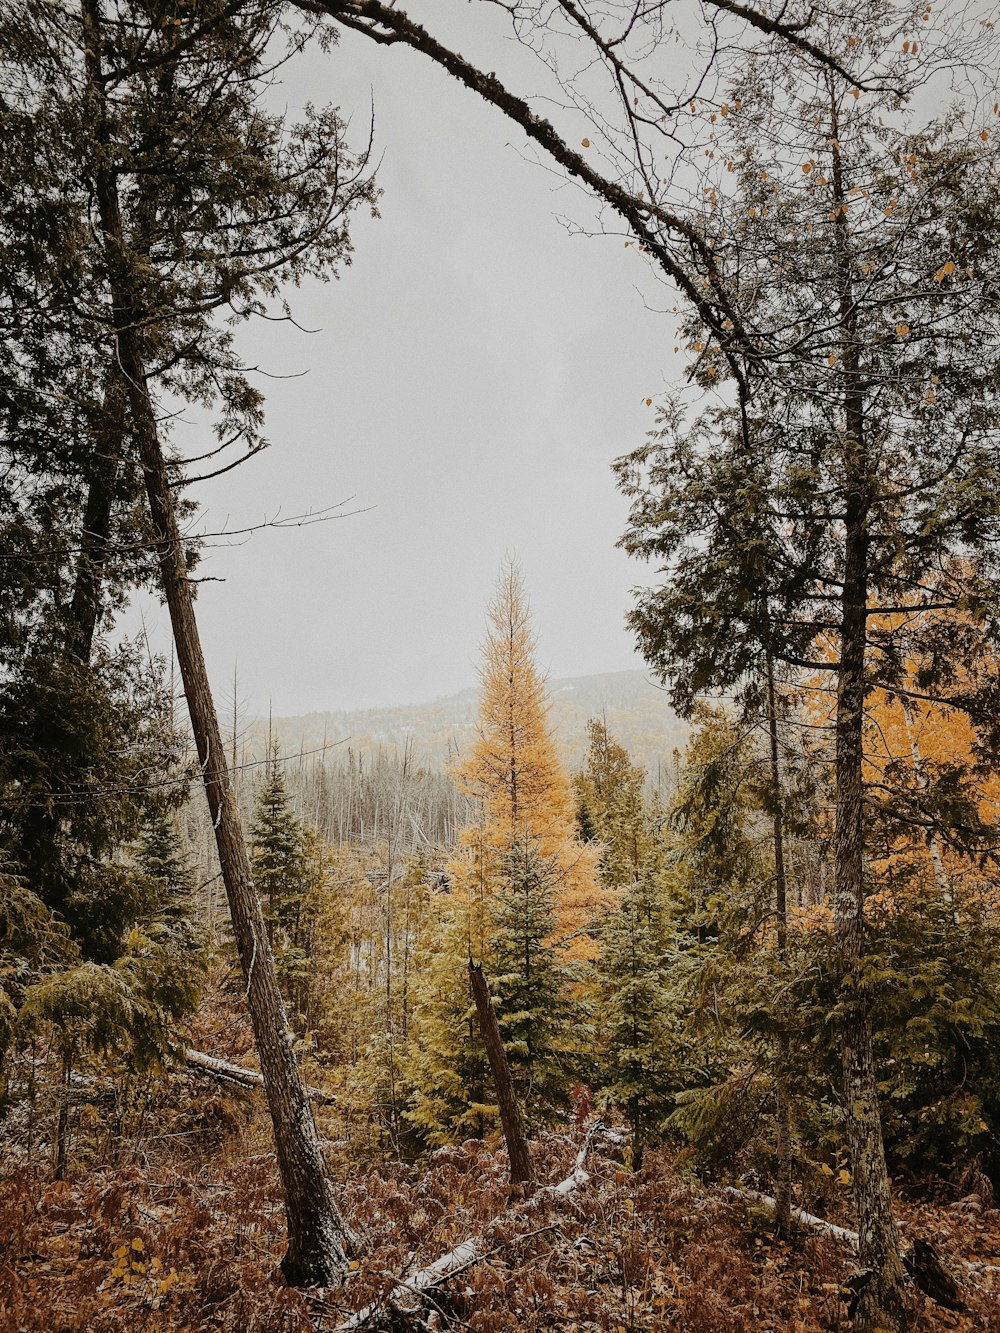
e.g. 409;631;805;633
895;323;910;337
645;398;653;406
838;1169;852;1186
581;137;590;148
852;88;860;99
981;130;990;142
827;354;837;366
820;1163;834;1177
802;161;813;174
132;1237;144;1252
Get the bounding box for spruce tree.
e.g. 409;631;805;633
596;867;676;1164
574;718;651;888
490;838;575;1127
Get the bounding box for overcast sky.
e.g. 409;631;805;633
135;3;688;718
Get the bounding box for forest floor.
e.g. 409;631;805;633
3;1005;999;1332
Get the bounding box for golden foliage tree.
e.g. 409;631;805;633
455;560;606;959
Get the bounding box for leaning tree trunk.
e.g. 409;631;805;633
829;93;907;1333
469;961;535;1189
79;0;350;1287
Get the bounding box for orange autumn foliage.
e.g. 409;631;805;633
452;561;607;961
798;606;1000;912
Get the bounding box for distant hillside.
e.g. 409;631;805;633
253;669;689;783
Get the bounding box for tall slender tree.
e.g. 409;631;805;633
2;0;376;1284
616;45;1000;1325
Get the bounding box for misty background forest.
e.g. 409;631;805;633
3;3;1000;1331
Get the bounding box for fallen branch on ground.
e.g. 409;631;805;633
721;1186;990;1309
183;1048;336;1105
338;1121;627;1331
721;1186;861;1249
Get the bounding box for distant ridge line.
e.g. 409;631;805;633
250;668;687;779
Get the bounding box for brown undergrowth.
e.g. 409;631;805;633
2;1008;999;1333
3;1121;1000;1332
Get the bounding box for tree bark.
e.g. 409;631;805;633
468;960;535;1188
67;370;126;664
766;655;793;1238
829;93;907;1333
79;0;350;1287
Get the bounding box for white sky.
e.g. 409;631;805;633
136;3;689;717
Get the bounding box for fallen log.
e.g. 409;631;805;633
338;1121;626;1331
721;1186;861;1249
722;1186;969;1311
183;1048;337;1106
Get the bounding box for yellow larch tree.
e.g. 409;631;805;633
455;559;607;961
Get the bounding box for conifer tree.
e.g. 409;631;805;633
575;718;651;888
596;866;676;1165
1;1;375;1282
616;45;1000;1324
406;564;602;1143
490;838;576;1127
456;560;605;956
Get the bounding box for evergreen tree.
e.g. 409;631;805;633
137;808;198;924
595;866;677;1164
250;760;327;1026
403;891;491;1146
574;718;651;888
615;40;1000;1327
490;838;576;1128
1;4;375;1278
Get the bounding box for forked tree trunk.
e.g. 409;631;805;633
80;0;350;1287
468;961;535;1188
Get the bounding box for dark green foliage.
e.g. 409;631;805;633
574;719;650;887
490;838;577;1127
250;762;324;1022
596;869;678;1158
791;893;1000;1185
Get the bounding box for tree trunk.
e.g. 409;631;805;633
468;960;535;1188
766;655;793;1238
829;94;907;1333
80;0;350;1287
832;93;906;1333
67;370;126;664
